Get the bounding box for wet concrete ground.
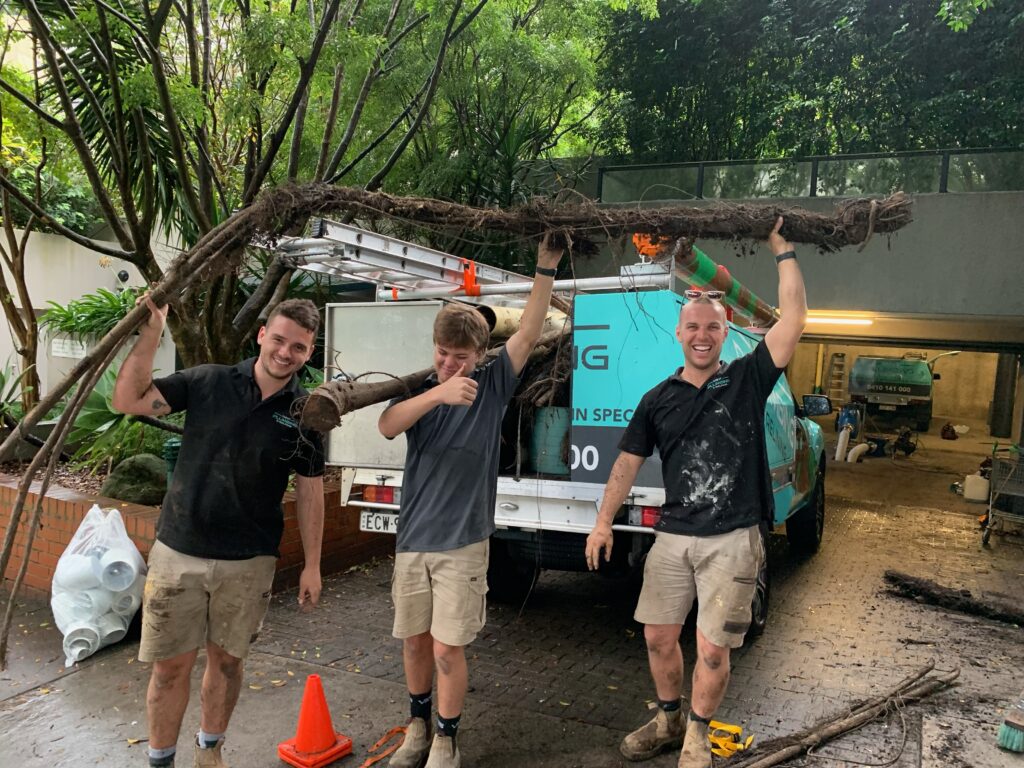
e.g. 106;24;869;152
2;448;1023;768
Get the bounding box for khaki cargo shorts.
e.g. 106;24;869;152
392;539;489;648
139;540;277;662
635;525;764;648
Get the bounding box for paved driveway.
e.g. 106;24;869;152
3;468;1022;767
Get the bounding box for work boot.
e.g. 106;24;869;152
619;708;683;761
677;718;711;768
424;733;461;768
388;717;432;768
193;738;227;768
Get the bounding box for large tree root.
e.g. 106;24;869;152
730;662;959;768
252;184;911;252
884;570;1024;626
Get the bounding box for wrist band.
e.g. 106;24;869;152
775;250;797;264
535;266;557;277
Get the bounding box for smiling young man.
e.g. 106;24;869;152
378;235;563;768
584;219;807;768
112;297;326;768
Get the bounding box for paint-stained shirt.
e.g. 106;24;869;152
153;358;324;559
387;348;519;553
619;339;783;536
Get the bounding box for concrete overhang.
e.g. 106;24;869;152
799;310;1024;352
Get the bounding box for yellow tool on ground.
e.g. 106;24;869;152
708;720;754;758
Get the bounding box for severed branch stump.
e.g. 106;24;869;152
301;327;570;431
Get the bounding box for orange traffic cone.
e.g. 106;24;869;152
278;674;353;768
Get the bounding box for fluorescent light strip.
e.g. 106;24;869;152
806;317;874;326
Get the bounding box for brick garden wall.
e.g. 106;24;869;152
0;476;393;599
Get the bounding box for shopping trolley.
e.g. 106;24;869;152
983;456;1024;546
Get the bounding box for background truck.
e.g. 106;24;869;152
301;222;830;636
847;352;954;432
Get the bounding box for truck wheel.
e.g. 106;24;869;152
746;525;771;640
487;538;538;604
786;465;825;555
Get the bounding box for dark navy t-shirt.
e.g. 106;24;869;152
154;358;324;559
618;340;783;536
386;348;519;553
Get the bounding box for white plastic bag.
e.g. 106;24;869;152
50;505;147;667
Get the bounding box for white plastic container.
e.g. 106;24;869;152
72;588;113;620
96;613;128;645
111;589;142;617
963;474;990;503
95;547;139;591
62;622;101;667
54;553;102;591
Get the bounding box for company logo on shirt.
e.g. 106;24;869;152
272;412;299;429
706;376;730;391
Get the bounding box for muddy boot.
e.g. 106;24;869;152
193;738;227;768
388;717;432;768
677;719;711;768
619;708;683;761
424;733;461;768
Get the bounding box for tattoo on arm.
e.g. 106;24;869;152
152;399;168;412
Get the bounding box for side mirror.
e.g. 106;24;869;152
933;373;941;380
801;394;833;417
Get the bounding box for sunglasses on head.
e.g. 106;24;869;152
684;289;725;301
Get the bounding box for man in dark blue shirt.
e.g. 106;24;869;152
585;219;807;768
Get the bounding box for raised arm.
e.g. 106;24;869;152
764;216;808;368
111;295;173;416
584;451;646;570
505;233;564;375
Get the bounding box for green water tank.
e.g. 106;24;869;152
530;407;570;476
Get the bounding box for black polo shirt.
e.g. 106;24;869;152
153;358;324;559
619;339;783;536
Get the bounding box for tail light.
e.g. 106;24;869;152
641;506;662;527
629;505;662;527
363;485;396;504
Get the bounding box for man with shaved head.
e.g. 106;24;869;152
585;219;807;768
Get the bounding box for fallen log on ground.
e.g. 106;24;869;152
730;662;959;768
884;570;1024;626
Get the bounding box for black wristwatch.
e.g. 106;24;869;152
775;250;797;264
535;266;557;277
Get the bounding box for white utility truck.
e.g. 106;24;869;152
284;220;830;635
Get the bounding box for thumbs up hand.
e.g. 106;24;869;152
437;361;479;406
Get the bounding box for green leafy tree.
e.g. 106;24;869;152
0;0;491;365
596;0;1019;164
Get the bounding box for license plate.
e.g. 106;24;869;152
359;511;398;534
879;405;897;411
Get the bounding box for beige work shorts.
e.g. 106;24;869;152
138;540;277;662
391;539;489;648
634;525;764;649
